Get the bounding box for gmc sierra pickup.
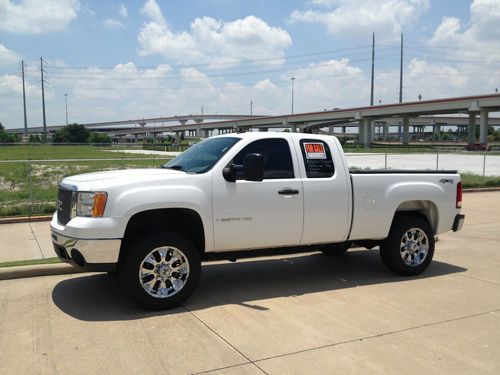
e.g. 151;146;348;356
51;132;465;309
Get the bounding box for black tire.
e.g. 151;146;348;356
119;233;201;310
320;241;352;255
380;214;435;276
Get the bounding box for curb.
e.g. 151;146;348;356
0;215;52;225
0;263;83;281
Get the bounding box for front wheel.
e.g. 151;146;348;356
119;233;201;310
380;215;435;276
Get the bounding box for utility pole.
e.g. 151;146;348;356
40;57;47;141
250;99;253;115
399;33;403;103
201;105;204;116
370;32;375;106
21;60;28;135
291;77;295;114
64;93;68;125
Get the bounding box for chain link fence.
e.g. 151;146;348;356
0;143;499;218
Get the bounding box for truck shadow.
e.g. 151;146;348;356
52;249;466;322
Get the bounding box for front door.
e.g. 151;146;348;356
212;137;303;251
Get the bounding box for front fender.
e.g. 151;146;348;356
110;185;213;250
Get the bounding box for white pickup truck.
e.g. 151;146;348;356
51;132;465;309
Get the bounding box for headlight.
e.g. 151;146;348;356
75;192;108;217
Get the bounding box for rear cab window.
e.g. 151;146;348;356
299;139;335;178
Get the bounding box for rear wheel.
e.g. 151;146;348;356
320;241;352;255
380;215;434;276
119;233;201;310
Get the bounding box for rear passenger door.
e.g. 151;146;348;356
296;138;351;244
212;137;303;251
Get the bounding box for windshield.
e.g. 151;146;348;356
162;137;240;173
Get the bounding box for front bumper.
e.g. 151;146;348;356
51;231;121;272
452;214;465;232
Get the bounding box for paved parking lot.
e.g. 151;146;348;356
0;192;499;374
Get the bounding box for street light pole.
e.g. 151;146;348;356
291;77;295;114
64;94;68;125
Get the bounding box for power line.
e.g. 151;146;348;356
43;45;372;71
45;56;374;82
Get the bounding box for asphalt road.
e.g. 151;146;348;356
1;192;499;374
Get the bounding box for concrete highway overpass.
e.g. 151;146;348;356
109;94;500;147
8;94;500;147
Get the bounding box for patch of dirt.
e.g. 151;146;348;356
0;176;20;191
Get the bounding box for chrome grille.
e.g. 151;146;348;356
57;186;74;225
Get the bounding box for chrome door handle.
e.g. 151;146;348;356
278;189;299;195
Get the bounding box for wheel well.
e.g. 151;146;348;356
121;208;205;258
394;200;437;232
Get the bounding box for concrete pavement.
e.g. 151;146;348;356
0;220;54;263
0;192;499;374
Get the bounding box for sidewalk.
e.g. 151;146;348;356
0;221;53;263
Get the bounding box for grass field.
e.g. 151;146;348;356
0;145;174;216
0;257;61;268
0;144;158;160
461;173;500;188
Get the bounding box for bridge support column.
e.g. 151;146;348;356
370;122;376;143
402;116;410;146
468;112;477;145
434;124;441;141
328;126;335;135
358;121;364;144
259;127;268;132
342;126;346;134
383;122;388;140
291;124;297;133
480;109;488;144
175;132;181;145
363;119;372;148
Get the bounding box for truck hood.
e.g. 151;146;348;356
62;168;187;190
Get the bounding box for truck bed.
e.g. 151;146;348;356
348;170;461;241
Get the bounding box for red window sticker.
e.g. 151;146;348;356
304;142;326;159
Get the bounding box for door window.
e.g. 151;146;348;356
232;138;294;179
299;139;335;178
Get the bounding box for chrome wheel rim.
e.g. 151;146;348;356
400;227;429;267
139;246;190;298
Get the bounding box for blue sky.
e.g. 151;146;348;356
1;0;499;129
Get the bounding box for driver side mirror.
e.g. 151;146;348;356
243;153;263;181
223;153;264;182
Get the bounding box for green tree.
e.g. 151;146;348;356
89;131;112;145
52;123;90;144
0;122;16;143
29;134;42;143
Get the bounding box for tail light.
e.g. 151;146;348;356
456;181;462;209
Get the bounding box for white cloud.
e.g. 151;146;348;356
413;0;500;98
118;4;128;18
0;44;19;66
290;0;429;41
137;0;292;65
140;0;166;26
0;0;80;33
431;0;500;46
103;18;125;29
